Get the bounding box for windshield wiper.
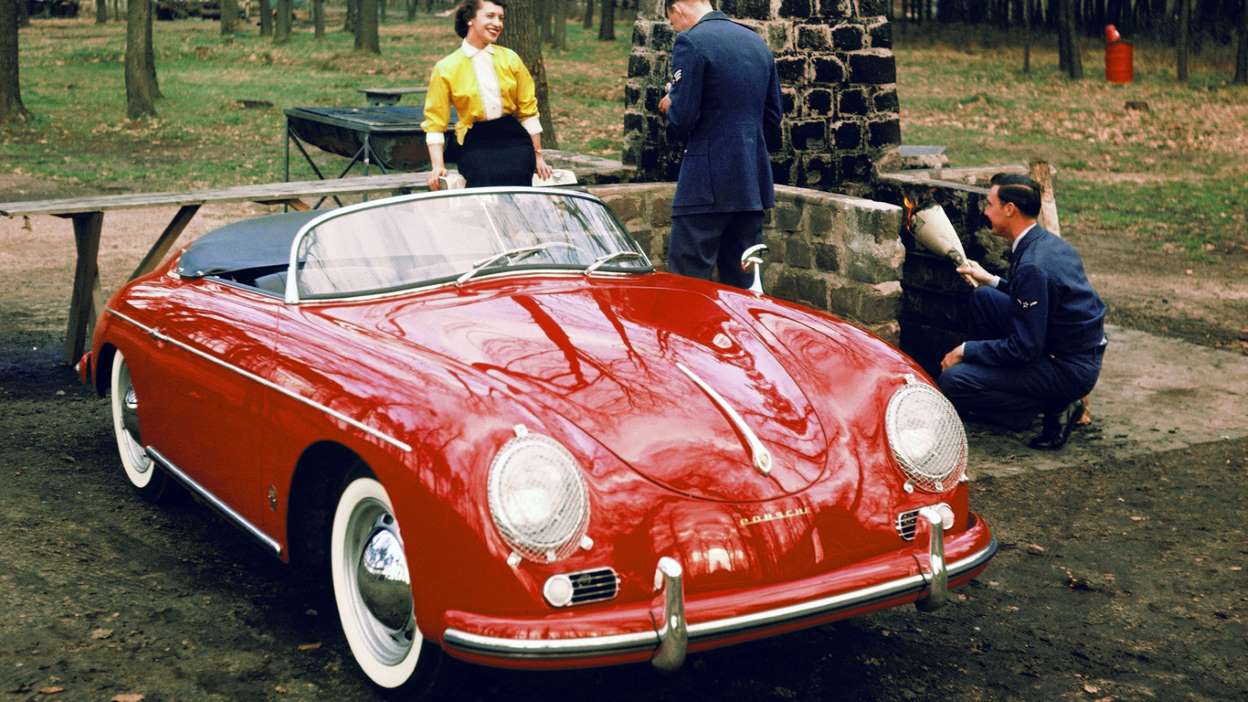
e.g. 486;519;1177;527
583;250;650;276
455;242;579;287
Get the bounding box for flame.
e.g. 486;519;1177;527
903;195;915;231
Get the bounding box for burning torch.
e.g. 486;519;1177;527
904;196;977;288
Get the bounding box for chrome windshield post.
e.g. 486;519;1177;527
915;505;950;611
651;556;687;672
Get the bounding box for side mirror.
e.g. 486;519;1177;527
740;243;769;294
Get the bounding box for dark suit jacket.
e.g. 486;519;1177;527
666;11;782;217
965;226;1107;367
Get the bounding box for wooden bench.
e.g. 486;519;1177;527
0;173;433;364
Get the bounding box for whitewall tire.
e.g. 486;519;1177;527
110;350;169;501
331;475;441;692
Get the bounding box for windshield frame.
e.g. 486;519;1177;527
283;186;651;304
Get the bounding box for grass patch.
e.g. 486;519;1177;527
895;23;1248;260
3;17;1244;262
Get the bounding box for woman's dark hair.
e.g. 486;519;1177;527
990;173;1042;218
455;0;506;39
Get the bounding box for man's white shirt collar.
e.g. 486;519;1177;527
1012;223;1038;253
461;40;495;57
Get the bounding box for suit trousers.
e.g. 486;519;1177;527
667;211;763;289
939;286;1104;430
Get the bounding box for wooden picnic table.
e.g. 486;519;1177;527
357;87;428;106
0;173;433;364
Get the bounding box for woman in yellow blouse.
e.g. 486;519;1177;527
421;0;553;189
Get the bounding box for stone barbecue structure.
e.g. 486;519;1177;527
618;3;1034;378
623;0;900;196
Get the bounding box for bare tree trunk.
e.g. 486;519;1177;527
553;0;567;51
275;0;291;42
406;0;416;20
125;0;158;119
260;0;273;36
0;0;28;124
344;0;358;33
500;0;558;148
380;0;386;22
1235;0;1248;84
1023;0;1032;72
357;0;380;52
314;0;325;37
538;0;549;43
1177;0;1190;81
1058;0;1083;78
222;0;239;34
144;3;161;98
17;0;28;29
597;0;614;40
582;0;592;28
96;0;107;23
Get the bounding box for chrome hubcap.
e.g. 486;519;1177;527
345;500;415;665
118;363;148;473
357;516;414;631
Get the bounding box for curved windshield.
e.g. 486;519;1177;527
293;191;650;299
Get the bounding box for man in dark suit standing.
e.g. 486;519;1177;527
939;173;1108;450
658;0;782;289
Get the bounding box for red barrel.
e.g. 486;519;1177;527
1105;41;1133;83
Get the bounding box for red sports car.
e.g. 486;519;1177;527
81;188;995;693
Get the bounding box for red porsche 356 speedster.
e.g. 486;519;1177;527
80;188;995;693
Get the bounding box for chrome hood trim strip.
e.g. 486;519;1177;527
146;446;282;555
443;537;999;659
107;308;412;453
675;362;773;475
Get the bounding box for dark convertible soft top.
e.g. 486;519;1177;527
177;210;321;278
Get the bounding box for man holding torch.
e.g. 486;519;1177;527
939;174;1107;450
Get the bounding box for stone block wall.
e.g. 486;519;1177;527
874;168;1023;375
588;182;904;341
623;0;900;197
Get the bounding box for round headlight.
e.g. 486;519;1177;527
884;378;967;492
487;430;590;563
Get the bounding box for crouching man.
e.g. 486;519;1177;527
939;173;1107;450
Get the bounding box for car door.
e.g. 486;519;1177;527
140;277;284;546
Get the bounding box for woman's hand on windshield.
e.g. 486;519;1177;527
426;167;448;191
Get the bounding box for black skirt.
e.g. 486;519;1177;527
457;115;536;188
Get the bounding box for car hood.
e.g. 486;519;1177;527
326;278;837;502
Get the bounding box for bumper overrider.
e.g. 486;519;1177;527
443;510;997;671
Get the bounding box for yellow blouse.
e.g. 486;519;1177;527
421;43;541;146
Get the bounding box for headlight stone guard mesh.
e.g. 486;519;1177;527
487;432;590;563
884;381;967;492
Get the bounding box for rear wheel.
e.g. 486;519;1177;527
331;474;442;693
110;350;170;501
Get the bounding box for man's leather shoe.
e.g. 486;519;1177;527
1029;400;1083;450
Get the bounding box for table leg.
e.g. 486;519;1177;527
130;204;200;280
63;211;104;364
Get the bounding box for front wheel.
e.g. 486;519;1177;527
110;350;170;501
331;474;442;693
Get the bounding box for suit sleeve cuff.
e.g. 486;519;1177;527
425;132;445;145
990;275;1000;288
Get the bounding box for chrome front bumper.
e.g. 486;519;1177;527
443;514;996;671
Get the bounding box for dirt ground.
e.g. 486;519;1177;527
0;179;1245;700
